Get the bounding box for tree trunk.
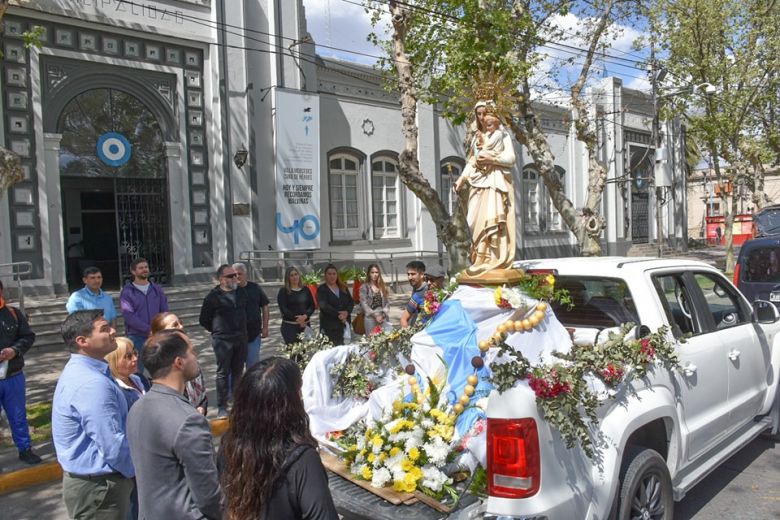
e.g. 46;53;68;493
388;1;471;270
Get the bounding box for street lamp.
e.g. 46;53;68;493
652;73;719;257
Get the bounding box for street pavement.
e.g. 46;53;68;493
4;245;779;519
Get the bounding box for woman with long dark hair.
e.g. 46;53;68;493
220;357;338;520
316;264;354;345
359;263;391;335
277;266;315;344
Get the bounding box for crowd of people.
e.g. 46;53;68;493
0;257;447;519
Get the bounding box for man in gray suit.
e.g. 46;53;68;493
127;330;222;519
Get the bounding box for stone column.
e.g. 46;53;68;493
165;141;189;281
43;133;67;293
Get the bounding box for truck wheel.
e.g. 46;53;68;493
616;447;673;520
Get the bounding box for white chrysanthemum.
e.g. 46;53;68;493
423;436;450;466
404;435;422;452
422;402;432;412
386;452;406;478
421;418;434;429
475;398;489;411
371;467;392;488
421;465;452;492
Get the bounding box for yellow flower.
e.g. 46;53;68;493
367;453;376;463
348;444;358;452
379;452;387;462
371;435;383;449
361;466;373;480
401;458;414;472
393;468;422;494
493;286;503;306
389;447;401;457
408;447;420;461
546;274;555;287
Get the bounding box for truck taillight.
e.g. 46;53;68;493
733;263;741;286
487;418;541;499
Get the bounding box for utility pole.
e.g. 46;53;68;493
651;45;665;258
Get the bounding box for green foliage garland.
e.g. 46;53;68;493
488;323;679;457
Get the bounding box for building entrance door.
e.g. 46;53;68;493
58;88;170;289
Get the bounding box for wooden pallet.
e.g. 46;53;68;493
320;451;455;513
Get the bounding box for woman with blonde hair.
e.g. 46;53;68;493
149;312;208;415
359;263;391;335
105;337;147;520
105;337;148;409
277;266;315;344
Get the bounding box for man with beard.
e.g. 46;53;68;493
127;330;222;520
198;264;249;418
119;258;169;379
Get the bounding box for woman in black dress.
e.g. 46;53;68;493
316;264;354;345
277;266;316;345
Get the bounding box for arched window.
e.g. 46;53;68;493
548;166;566;231
371;155;402;239
440;159;463;214
522;165;566;233
329;153;362;240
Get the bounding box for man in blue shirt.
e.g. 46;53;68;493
53;309;135;519
66;267;117;327
400;260;428;328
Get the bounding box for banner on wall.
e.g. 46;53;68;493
274;90;321;251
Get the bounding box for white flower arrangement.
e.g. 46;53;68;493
339;378;457;497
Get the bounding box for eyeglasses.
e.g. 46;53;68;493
223;273;238;279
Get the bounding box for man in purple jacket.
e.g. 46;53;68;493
120;258;169;378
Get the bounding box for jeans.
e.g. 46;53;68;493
212;335;247;408
127;334;148;379
0;371;31;452
246;335;262;369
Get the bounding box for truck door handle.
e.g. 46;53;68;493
728;349;741;361
683;363;697;376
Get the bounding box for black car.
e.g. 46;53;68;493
734;236;780;305
752;204;780;237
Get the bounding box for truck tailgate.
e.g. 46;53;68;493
328;471;482;520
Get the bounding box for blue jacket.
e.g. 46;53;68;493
119;283;169;337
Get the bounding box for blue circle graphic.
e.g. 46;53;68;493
97;132;132;167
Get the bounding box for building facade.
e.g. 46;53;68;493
0;0;686;295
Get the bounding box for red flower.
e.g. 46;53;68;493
528;370;572;399
368;350;377;361
601;364;624;386
498;298;512;309
639;338;656;360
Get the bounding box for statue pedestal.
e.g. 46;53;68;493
459;267;525;286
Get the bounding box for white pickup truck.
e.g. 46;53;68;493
329;257;780;520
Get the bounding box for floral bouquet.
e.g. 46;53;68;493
339;377;458;497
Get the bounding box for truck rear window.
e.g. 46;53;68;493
742;246;780;283
550;276;639;328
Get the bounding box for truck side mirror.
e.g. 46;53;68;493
635;324;651;339
753;300;780;324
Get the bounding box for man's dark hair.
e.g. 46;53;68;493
61;309;104;348
406;260;426;273
82;266;101;277
142;329;190;379
216;264;232;278
129;258;149;272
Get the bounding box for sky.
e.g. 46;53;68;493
302;0;654;102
